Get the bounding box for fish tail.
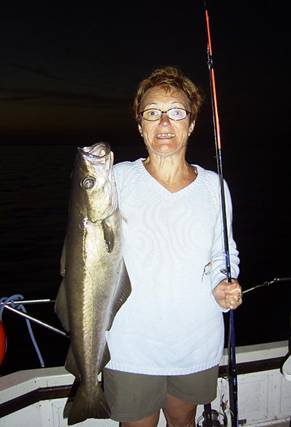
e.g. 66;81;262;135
67;382;110;425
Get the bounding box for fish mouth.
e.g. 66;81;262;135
79;142;111;165
91;142;111;158
82;142;110;157
79;142;113;171
156;133;175;139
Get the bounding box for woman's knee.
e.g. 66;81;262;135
163;394;196;427
165;414;195;427
121;410;160;427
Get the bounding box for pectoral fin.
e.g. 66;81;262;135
101;219;115;253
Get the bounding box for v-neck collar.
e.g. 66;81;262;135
137;158;202;196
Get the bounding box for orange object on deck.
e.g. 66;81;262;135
0;322;7;365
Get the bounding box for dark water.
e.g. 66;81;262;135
0;143;290;375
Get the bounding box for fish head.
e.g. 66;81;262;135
76;142;117;222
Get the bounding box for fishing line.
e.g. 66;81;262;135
243;277;291;294
202;2;239;426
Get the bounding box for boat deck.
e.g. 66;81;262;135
0;341;290;426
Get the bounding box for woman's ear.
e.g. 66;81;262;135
138;124;143;137
188;120;195;136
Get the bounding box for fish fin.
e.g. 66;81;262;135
65;346;80;378
54;278;70;332
107;259;132;331
101;219;115;253
55;238;70;332
66;381;110;425
63;378;79;418
100;342;111;371
60;238;67;277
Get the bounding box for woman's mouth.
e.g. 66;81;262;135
156;133;175;139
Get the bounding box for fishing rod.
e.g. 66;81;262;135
202;3;239;426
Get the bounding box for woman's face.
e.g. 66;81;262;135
138;86;195;158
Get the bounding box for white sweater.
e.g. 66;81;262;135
106;159;239;375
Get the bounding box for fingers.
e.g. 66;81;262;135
227;295;242;310
226;287;242;309
212;279;242;310
222;280;242;309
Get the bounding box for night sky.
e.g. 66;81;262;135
2;2;289;143
1;0;291;364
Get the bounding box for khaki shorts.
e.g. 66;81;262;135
103;365;218;422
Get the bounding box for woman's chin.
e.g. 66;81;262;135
148;144;183;158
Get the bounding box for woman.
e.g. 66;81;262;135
104;66;242;427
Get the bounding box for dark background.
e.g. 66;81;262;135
0;1;290;374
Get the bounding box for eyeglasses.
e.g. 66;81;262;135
139;108;191;121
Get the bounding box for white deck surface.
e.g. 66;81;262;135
0;341;290;426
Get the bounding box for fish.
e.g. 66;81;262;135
55;142;131;425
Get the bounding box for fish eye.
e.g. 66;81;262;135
81;176;96;190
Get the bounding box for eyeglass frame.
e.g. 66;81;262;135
138;107;192;122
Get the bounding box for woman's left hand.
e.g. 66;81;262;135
212;279;242;310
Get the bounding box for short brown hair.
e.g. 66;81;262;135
133;66;203;122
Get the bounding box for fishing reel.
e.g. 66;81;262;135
197;408;226;427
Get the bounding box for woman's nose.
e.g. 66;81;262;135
159;112;171;125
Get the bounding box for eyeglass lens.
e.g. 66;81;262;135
141;108;188;121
